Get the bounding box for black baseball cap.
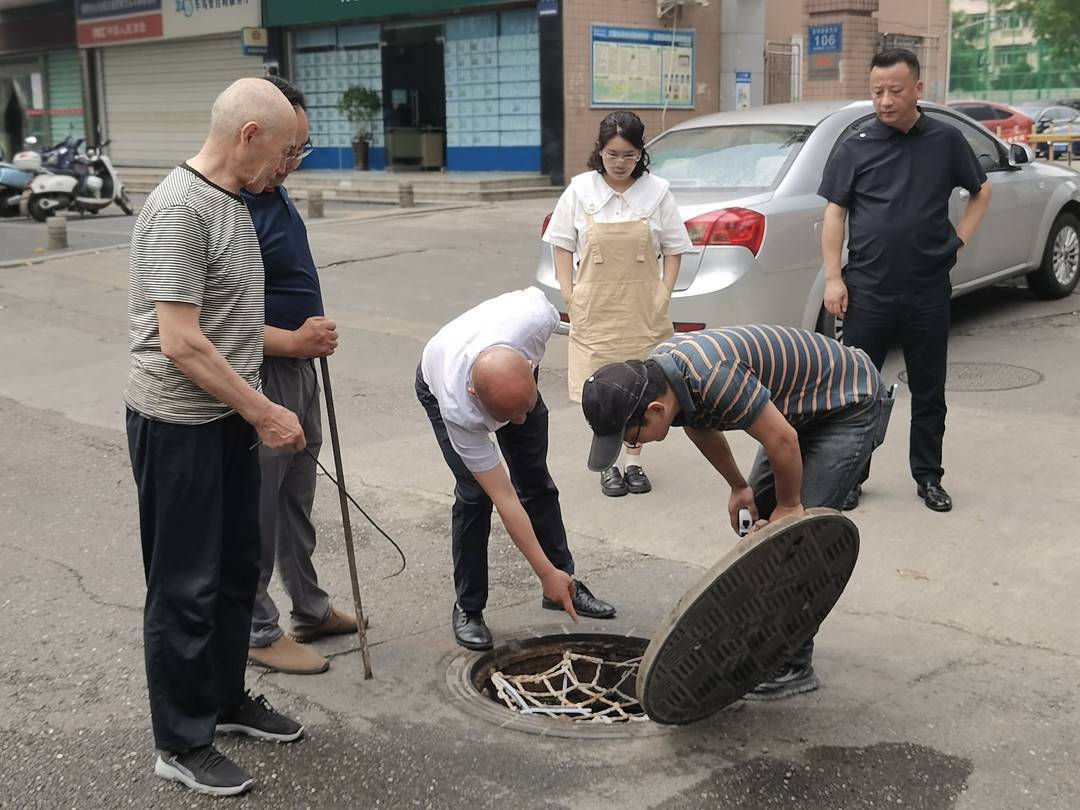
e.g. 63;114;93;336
581;361;649;472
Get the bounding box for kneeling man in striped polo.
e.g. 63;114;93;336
581;325;893;701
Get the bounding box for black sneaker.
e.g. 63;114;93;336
742;664;822;701
154;745;254;797
216;691;304;743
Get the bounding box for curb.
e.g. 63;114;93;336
0;202;489;269
305;201;486;229
0;241;130;270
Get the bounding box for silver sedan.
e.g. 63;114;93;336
537;100;1080;338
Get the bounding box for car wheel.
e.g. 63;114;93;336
1027;212;1080;299
815;305;844;343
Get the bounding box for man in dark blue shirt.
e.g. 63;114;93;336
819;49;991;513
243;76;357;675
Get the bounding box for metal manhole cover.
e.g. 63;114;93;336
637;510;859;725
898;362;1043;392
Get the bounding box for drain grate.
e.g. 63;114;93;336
898;362;1043;392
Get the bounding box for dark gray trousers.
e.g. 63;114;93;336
249;357;331;647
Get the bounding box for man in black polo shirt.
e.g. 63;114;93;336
242;77;358;676
819;49;991;513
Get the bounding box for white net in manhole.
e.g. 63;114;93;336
491;651;648;723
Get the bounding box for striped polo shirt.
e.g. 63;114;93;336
651;326;879;431
125;164;265;424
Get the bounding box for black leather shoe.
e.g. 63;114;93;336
624;464;652;494
840;484;861;511
542;579;617;619
452;604;493;651
917;480;953;513
600;466;627;497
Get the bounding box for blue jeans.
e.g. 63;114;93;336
747;382;891;515
746;375;892;668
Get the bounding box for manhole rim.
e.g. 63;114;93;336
439;626;678;739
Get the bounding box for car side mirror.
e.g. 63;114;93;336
1009;143;1032;166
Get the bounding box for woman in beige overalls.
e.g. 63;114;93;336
542;111;693;497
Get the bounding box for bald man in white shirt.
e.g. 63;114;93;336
415;287;617;650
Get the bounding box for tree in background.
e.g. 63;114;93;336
950;11;988;94
999;0;1080;63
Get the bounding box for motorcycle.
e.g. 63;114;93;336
0;146;34;218
20;137;134;222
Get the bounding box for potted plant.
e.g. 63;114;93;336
338;85;382;170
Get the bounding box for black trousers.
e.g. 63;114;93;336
415;365;574;613
842;282;950;484
126;409;261;753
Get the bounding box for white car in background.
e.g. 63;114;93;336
537;100;1080;338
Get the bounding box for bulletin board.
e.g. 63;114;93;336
591;24;695;109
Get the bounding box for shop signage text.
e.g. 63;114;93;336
808;24;842;54
77;0;260;47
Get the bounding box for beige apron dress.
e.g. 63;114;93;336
567;212;674;402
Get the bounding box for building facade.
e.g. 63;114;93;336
260;0;744;181
76;0;266;168
765;0;951;105
50;0;964;177
0;1;88;159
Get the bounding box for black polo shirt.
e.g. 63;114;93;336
818;110;987;292
241;186;324;331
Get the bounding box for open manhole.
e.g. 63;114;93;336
442;511;860;737
898;362;1043;392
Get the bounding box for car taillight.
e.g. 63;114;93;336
541;212;553;235
673;322;706;332
559;312;569;323
684;208;765;256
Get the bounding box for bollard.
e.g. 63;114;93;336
307;189;324;219
46;214;68;251
398;182;415;208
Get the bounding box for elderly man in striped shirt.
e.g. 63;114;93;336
581;325;894;700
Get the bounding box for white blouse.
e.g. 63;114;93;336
542;170;694;260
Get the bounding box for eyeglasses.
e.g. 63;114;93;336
288;142;314;164
601;149;640;164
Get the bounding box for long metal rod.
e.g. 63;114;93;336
319;357;373;679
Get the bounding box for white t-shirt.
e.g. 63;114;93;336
542;170;693;260
421;287;558;473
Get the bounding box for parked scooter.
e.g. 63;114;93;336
0;146;34;218
20;138;134;222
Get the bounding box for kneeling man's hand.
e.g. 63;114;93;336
769;502;808;524
728;485;758;534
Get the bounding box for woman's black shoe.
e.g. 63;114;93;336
624;465;652;494
601;466;627;497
